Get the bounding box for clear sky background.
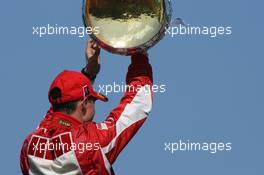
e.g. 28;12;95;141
0;0;263;174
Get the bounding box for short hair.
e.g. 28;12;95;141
52;101;79;115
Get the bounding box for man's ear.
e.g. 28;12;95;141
79;98;88;105
80;99;87;115
84;97;89;104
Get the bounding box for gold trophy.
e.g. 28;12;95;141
82;0;171;55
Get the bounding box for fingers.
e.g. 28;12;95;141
97;56;100;64
89;39;101;49
86;38;101;61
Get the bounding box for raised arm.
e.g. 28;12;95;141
96;53;153;165
81;39;101;84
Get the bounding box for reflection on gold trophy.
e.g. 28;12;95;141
83;0;170;55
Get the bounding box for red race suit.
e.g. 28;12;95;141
20;54;153;175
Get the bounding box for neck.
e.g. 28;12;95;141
70;111;83;123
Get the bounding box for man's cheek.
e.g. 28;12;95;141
83;104;95;121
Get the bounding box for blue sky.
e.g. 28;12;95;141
0;0;263;174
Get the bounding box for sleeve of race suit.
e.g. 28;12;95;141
95;53;153;165
20;137;30;175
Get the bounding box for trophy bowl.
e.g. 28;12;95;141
82;0;171;55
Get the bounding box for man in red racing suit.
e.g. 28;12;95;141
20;40;153;175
